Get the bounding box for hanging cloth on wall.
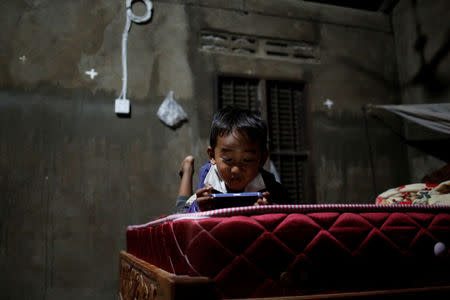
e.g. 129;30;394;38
372;103;450;135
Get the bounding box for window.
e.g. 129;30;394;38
217;76;311;203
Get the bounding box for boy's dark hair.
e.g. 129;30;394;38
210;106;267;151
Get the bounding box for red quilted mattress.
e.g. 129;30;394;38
126;204;450;298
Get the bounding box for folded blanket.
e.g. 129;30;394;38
376;180;450;205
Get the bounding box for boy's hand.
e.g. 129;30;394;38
196;185;214;211
254;191;270;206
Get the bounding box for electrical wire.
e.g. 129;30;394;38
118;0;153;101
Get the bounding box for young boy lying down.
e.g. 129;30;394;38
176;106;290;213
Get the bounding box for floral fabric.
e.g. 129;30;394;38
376;180;450;205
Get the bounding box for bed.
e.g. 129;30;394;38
120;204;450;299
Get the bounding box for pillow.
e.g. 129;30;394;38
376;181;450;205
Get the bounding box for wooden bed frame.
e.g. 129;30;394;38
119;251;450;300
119;251;217;300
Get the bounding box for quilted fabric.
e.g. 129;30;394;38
127;205;450;298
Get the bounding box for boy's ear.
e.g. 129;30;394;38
259;150;269;168
207;146;216;165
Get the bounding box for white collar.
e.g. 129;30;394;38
204;164;266;193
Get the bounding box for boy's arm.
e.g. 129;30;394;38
195;185;214;211
176;195;190;213
254;191;270;206
183;185;215;212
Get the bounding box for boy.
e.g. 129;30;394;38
179;106;290;212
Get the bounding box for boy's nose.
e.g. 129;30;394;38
231;165;240;175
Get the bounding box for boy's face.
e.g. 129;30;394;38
208;130;267;192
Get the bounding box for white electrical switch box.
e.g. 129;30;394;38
115;99;130;114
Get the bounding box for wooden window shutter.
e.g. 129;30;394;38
218;77;259;112
266;80;308;202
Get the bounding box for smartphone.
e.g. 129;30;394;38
211;192;263;209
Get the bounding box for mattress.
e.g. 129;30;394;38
126;204;450;298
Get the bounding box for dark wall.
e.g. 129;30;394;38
0;88;196;299
0;0;421;299
392;0;450;181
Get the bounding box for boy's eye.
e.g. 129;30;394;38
221;157;232;162
243;159;255;163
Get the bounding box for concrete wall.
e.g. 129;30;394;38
392;0;450;182
1;0;410;298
